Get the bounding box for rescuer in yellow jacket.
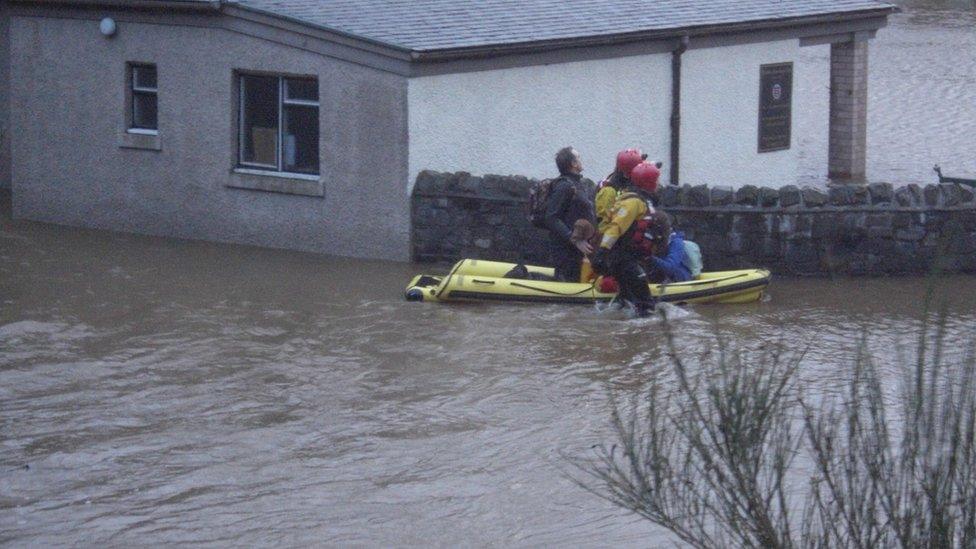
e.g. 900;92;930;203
594;185;618;233
591;161;662;317
595;148;644;233
574;148;644;283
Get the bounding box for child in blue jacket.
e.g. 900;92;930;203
649;230;692;283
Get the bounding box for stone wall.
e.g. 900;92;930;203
411;171;552;265
411;171;976;276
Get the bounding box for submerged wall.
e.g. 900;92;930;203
412;170;976;276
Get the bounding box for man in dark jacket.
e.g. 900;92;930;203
544;147;596;281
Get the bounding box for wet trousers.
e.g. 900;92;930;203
549;237;583;282
608;248;656;315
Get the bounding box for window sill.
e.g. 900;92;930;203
120;129;161;151
228;168;324;197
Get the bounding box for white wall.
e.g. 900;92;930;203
681;39;805;188
408;54;672;192
409;38;822;192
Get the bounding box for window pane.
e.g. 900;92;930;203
241;75;279;167
283;104;319;174
133;65;157;89
132;92;157;129
285;78;317;102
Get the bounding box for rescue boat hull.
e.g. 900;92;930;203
405;259;770;305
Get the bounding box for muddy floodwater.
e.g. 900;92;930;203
3;195;976;546
3;1;976;546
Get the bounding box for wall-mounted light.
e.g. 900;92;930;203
99;17;117;37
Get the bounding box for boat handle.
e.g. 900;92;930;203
472;279;495;285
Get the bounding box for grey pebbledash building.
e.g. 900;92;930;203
0;0;895;260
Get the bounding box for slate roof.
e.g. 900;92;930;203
231;0;896;52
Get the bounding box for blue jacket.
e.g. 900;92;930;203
650;231;692;282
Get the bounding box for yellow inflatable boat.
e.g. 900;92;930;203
405;259;770;305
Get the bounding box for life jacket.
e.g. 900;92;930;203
620;193;658;255
628;213;659;256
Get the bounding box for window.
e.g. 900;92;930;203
757;63;792;153
239;74;319;175
129;64;158;132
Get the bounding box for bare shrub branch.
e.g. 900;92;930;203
576;300;976;548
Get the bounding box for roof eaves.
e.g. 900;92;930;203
10;0;223;11
223;0;413;56
409;6;899;62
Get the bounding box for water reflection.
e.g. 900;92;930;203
796;0;976;186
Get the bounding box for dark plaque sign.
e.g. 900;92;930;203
758;62;793;152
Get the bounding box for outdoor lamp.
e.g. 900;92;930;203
99;17;117;37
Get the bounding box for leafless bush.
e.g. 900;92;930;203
576;305;976;548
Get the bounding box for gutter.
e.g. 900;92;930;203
217;5;893;63
670;35;689;187
11;0;414;62
11;0;897;69
10;0;223;11
409;8;897;62
220;3;413;56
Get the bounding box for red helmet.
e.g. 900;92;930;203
631;161;660;194
615;148;644;178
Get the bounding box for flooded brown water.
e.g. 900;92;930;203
3;2;976;546
3;191;976;546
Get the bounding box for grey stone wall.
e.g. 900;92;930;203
411;171;553;264
412;171;976;276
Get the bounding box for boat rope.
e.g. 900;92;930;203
509;281;598;296
434;260;466;299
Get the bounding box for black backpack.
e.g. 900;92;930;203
526;177;574;228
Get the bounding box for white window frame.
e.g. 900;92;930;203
237;74;320;175
129;64;158;133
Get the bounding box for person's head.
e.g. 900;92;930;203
646;211;673;256
555;147;582;176
615;148;644;179
630;161;661;194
